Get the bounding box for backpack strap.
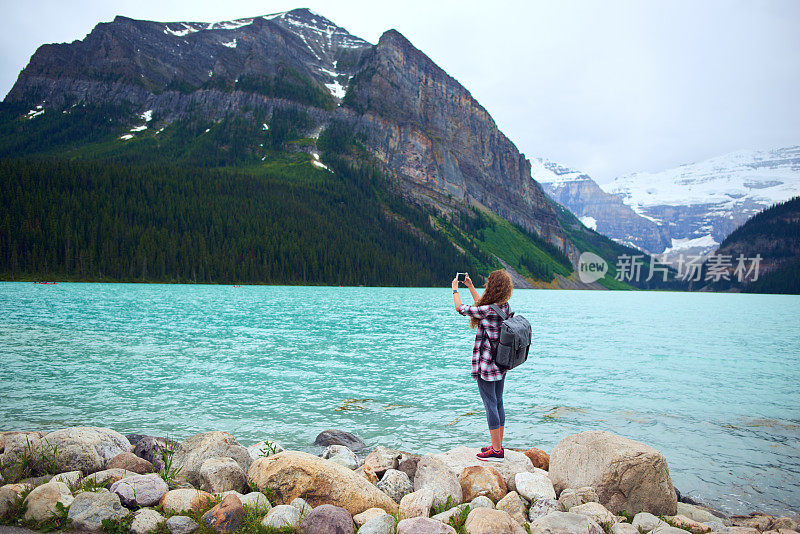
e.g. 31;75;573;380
489;303;510;320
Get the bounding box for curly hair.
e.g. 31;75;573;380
470;269;514;329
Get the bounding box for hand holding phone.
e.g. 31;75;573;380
457;272;467;282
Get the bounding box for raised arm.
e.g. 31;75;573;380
464;273;480;303
452;277;463;311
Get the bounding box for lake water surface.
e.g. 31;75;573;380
1;282;798;516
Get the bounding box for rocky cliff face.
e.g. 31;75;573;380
6;9;370;119
343;30;576;260
5;9;578;263
533;159;668;253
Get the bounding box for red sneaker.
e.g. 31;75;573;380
476;447;504;462
480;445;492;452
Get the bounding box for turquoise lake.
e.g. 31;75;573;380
1;282;798;516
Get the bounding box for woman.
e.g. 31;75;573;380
452;269;514;462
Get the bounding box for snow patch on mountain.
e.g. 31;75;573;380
579;216;597;230
662;234;718;255
603;146;800;215
531;157;591;185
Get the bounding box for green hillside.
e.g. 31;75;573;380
0;103;587;286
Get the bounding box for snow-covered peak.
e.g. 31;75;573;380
530;157;592;185
604;146;800;212
268;8;371;49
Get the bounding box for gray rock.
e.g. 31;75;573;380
313;430;366;451
40;427;131;475
262;505;302;529
130;508;165;534
299;503;354;534
322;445;359;470
677;502;719;523
570;501;616;525
633;512;670;532
354;508;389;527
68;490;129;532
529;497;564;521
22;481;74;522
166;515;199;534
651;526;692;534
559;487;599;510
377;469;414;503
529;511;604;534
397;456;421;483
364;446;403;477
469;496;494;509
173;433;251;489
238;492;271;511
125;434;149;447
614;524;642;534
84;468;138;486
358;513;397;534
111;473;169;507
51;470;82;485
397;517;456;534
290;497;313;518
198;457;247;494
514;471;556;501
133;437;178;471
174;433;250;490
414;456;463;508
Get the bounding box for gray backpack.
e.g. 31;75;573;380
489;304;532;370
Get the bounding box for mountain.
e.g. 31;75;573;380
702;196;800;294
604;146;800;256
533;158;668;253
2;8;629;288
536;147;800;260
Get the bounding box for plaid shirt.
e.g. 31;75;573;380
458;302;509;382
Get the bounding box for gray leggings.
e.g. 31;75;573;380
477;377;506;430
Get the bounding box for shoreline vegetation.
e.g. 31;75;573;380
1;427;797;534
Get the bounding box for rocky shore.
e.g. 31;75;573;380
0;427;796;534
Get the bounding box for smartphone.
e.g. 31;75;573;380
457;272;467;282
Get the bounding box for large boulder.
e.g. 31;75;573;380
465;507;527;534
549;431;677;515
299;504;354;534
414;456;463;508
41;427;131;475
530;511;604;534
459;465;507;503
432;446;535;481
173;432;250;488
22;481;74;522
201;493;245;533
111;473;169;507
248;450;398;516
376;469;413;503
68;490;129;532
159;488;216;514
199;457;248;494
313;430;366;450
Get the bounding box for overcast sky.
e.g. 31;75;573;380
1;0;798;182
